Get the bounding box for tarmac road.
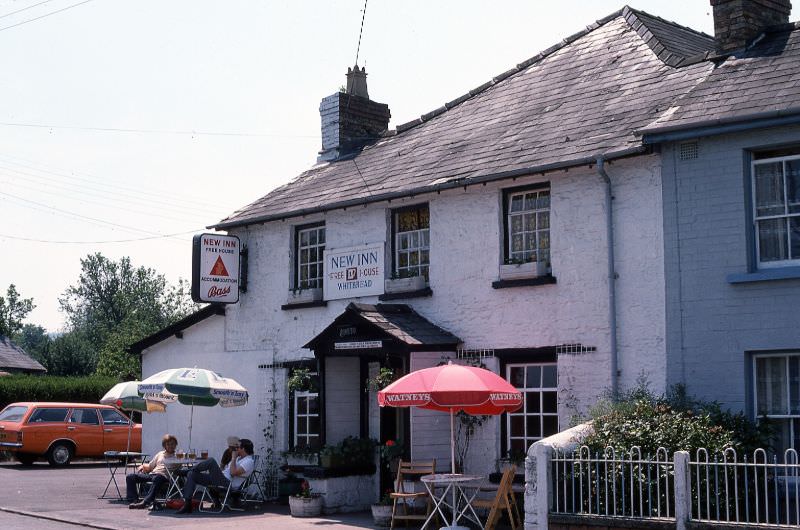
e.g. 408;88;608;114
0;460;376;530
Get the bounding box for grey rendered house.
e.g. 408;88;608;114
641;0;800;455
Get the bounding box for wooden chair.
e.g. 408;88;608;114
473;465;522;530
390;459;436;529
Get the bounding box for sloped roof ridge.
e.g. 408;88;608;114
387;8;625;136
623;6;714;66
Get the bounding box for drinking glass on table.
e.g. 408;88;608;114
200;449;209;459
176;449;186;459
188;449;196;460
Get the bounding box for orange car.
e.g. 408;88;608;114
0;402;142;466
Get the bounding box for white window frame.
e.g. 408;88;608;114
293;390;320;449
505;187;550;264
752;154;800;268
295;224;325;289
393;204;430;281
753;352;800;453
506;362;558;455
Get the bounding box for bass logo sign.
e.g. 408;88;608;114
191;233;240;303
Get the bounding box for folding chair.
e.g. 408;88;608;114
198;455;263;513
472;465;522;530
390;459;436;529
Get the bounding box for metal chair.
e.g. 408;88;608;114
390;459;436;529
197;455;263;513
472;465;521;530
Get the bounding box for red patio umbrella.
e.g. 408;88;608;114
378;361;522;473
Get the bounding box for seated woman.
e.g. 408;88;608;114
126;434;179;509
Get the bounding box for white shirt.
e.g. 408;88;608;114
223;454;254;489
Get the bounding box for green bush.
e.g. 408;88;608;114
0;374;118;411
583;384;772;456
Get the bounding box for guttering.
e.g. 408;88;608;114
596;156;619;397
211;145;646;230
640;108;800;145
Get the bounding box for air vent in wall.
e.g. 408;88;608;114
679;142;699;160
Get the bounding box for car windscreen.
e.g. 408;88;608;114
0;405;28;422
28;407;69;423
100;409;129;425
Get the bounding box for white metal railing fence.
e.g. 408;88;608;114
551;446;675;519
691;448;799;526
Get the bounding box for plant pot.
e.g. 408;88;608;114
286;453;318;466
371;504;393;526
320;454;344;469
286;287;323;304
384;275;425;293
289;495;323;517
499;260;549;280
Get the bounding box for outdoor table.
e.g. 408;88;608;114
420;473;484;530
99;451;148;500
162;456;204;500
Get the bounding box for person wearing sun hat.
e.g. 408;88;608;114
220;435;240;469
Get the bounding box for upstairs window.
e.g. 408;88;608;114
295;223;325;289
393;204;430;281
504;185;550;265
752;152;800;268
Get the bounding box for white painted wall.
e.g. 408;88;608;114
142;152;668;477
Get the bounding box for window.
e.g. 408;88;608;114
100;409;130;425
504;186;550;264
506;363;558;455
295;223;325;289
393;204;430;280
754;352;800;453
294;391;320;449
28;408;68;423
752;153;800;267
69;408;100;425
0;406;28;422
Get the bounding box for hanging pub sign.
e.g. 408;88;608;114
191;233;240;304
323;242;384;301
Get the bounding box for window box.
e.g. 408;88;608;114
287;288;323;305
285;452;319;467
384;275;426;293
499;260;549;280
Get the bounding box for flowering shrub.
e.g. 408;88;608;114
295;480;317;498
375;488;393;506
379;439;403;463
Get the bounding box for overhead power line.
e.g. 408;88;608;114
0;0;95;33
0;230;198;244
0;0;57;20
0;121;318;138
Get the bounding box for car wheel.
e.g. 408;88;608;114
47;442;73;466
16;453;36;466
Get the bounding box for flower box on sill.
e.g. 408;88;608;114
384;275;426;293
285;452;319;467
499;261;550;280
286;287;323;305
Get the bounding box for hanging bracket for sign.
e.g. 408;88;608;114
191;233;241;304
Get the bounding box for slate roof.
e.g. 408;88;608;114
641;22;800;136
213;6;715;229
0;335;46;373
304;302;461;350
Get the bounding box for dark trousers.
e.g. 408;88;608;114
182;458;230;501
125;472;168;504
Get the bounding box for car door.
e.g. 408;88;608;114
25;406;69;455
99;408;133;452
66;408;103;456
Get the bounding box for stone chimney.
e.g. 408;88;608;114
318;66;391;163
710;0;792;52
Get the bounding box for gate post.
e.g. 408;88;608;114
527;442;552;529
674;450;691;530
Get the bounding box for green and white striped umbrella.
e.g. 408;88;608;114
138;368;248;447
101;381;176;412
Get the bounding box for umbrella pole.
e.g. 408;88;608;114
450;408;456;474
188;403;194;449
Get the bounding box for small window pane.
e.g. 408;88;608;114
543;415;559;437
755;162;785;217
526;366;541;388
509;367;524;388
308;417;320;434
297;398;307;415
524;213;536;231
510;195;523;213
787;160;800;214
542;366;557;388
758;219;788;262
308;396;319;414
791;217;800;260
538;211;549;230
510;415;524;437
510;438;525;454
300;232;309;246
527;392;540;413
542;391;558;412
297;417;307;433
527;416;541;438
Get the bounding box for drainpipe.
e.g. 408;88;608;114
596;156;619;397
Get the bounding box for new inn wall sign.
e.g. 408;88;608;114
192;233;240;303
323;242;384;301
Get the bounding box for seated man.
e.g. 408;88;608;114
176;438;255;514
126;434;179;509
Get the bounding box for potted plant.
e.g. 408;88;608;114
371;489;394;526
283;446;319;466
384;271;426;293
288;480;322;517
287;281;323;304
287;367;317;394
499;257;550;280
365;367;396;392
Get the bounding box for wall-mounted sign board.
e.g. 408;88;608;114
192;233;240;303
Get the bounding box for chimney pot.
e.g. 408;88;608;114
710;0;792;52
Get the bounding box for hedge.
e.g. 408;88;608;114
0;375;119;411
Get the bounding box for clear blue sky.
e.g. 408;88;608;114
0;1;784;331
